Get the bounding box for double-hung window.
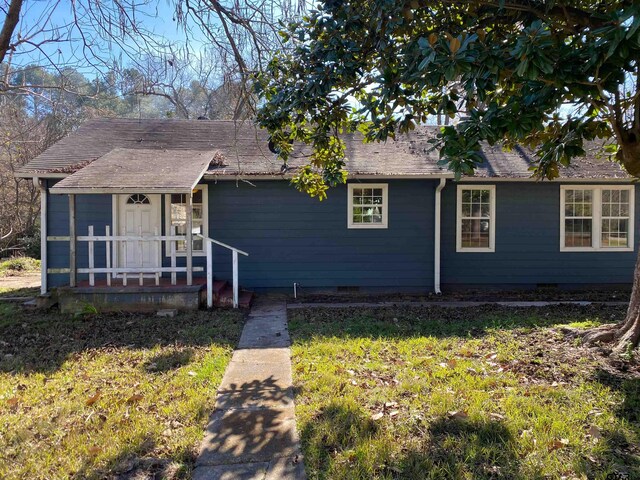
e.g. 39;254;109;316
560;185;634;251
457;185;496;252
165;185;208;256
348;184;388;229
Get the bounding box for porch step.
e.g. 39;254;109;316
213;281;254;309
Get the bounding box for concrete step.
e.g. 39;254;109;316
215;285;254;309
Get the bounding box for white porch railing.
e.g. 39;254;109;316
47;226;249;309
47;225;203;287
197;234;249;309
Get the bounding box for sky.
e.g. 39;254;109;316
9;0;208;76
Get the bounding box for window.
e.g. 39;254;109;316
457;185;496;252
165;185;208;256
560;185;634;251
347;184;388;229
127;193;150;205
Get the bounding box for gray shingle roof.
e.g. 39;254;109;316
15;117;629;180
50;148;215;194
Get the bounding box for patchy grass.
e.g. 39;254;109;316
0;257;40;277
0;304;244;479
289;305;640;480
0;286;39;298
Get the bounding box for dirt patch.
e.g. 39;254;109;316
291;288;631;304
0;273;40;290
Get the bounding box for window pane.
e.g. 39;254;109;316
193;189;203;203
621;190;629;203
565;219;592;247
171;204;187;224
602;219;629;247
462;190;471;202
461;219;490;248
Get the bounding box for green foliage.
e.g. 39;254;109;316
0;257;40;277
257;1;640;195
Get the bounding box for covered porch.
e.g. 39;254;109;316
43;148;249;311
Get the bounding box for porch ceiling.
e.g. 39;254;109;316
49;148;215;194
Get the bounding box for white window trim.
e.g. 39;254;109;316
347;183;389;229
456;185;496;253
164;184;209;257
560;185;634;252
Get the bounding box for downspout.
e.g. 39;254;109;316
35;178;47;294
434;178;446;294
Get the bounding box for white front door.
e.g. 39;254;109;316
117;193;161;270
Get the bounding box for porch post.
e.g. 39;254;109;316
37;179;47;294
186;190;193;286
69;194;77;287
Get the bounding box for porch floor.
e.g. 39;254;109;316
75;277;207;290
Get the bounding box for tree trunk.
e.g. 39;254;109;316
580;133;640;354
611;249;640;354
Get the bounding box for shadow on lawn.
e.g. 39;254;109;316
71;435;190;480
589;370;640;478
0;303;244;374
289;304;627;341
300;402;521;479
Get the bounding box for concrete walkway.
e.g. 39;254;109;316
194;301;305;480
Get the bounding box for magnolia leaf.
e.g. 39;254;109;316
548;438;570;452
88;446;101;456
86;391;101;406
588;425;603;441
448;410;468;420
126;394;144;404
449;37;461;54
428;33;438;46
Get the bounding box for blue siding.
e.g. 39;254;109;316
43;178;638;292
440;182;639;287
205;180;436;290
46;180;112;287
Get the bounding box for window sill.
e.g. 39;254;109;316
560;246;634;252
456;247;495;253
348;224;388;229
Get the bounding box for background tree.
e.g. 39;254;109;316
256;1;640;354
0;0;305;255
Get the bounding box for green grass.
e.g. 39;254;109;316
289;305;640;480
0;286;39;298
0;257;41;277
0;304;244;479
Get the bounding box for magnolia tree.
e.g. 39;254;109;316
256;1;640;354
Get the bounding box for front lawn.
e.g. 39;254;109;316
0;304;244;479
289;305;640;480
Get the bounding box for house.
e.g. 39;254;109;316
15;118;637;310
